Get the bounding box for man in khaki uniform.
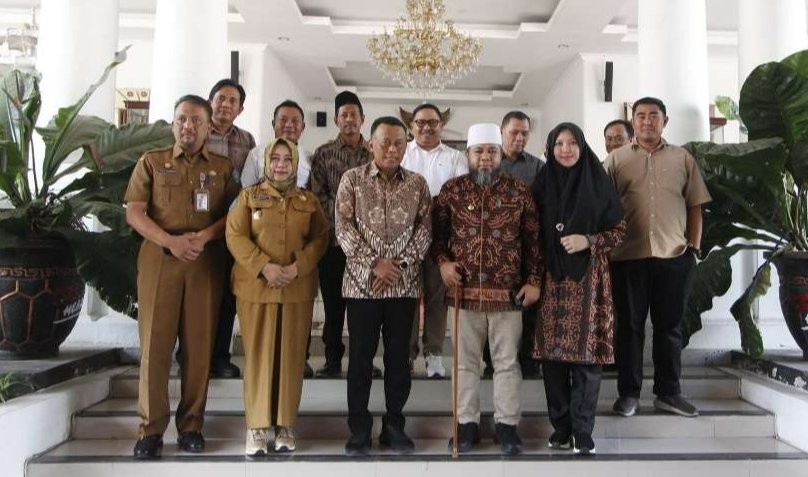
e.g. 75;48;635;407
125;94;239;459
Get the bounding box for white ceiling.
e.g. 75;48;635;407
0;0;798;107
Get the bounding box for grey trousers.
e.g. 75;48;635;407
409;257;448;359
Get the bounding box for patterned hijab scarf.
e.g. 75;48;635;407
262;137;299;193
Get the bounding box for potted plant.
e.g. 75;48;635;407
682;48;808;359
0;48;172;358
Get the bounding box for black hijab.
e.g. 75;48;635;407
532;122;623;281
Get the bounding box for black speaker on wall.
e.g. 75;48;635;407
230;51;239;82
316;111;327;127
604;61;614;102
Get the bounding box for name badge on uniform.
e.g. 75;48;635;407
194;172;210;212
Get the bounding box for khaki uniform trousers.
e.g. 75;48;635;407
237;300;313;428
449;307;522;425
136;240;225;437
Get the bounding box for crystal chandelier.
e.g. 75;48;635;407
367;0;482;94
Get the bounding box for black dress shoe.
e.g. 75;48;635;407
315;363;342;378
344;433;372;456
448;422;480;453
177;431;206;453
378;424;414;454
493;423;523;455
372;365;383;378
133;435;163;459
210;360;241;378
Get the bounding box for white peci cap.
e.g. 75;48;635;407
466;123;502;148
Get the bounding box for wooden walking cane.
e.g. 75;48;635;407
452;284;460;459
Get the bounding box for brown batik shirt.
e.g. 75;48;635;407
335;162;432;299
431;174;542;312
310;134;372;246
207;124;256;179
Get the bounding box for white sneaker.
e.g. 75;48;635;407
275;426;296;452
245;428;269;456
425;354;446;378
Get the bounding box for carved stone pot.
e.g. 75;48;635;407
0;237;84;358
772;251;808;360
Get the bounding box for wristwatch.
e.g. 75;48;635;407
686;243;701;259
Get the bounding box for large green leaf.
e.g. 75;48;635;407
77;120;173;175
0;70;40;206
683;244;764;346
740;53;808;185
684;139;791;243
740;60;808;145
57;227;139;318
729;261;770;358
37;115;111;188
36;47;128;193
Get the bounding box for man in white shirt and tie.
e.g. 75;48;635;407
401;103;468;378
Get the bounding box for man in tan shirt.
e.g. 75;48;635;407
125;95;238;459
604;97;711;419
335;116;432;456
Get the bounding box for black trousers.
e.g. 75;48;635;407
346;297;417;436
611;254;695;398
210;252;236;363
318;246;347;366
542;361;602;436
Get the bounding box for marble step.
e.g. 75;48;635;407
73;397;772;440
109;366;740;400
27;437;808;477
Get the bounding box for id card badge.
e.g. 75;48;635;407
194;172;210;212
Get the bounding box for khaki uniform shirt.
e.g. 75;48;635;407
604;139;711;261
124;144;238;233
226;184;329;303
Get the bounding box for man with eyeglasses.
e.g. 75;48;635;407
202;79;256;379
126;95;239;459
401;103;468;378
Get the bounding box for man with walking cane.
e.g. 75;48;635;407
431;123;541;455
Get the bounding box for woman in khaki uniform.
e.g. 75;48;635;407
226;137;328;456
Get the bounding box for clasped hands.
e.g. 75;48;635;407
167;231;209;262
371;258;405;294
261;262;299;288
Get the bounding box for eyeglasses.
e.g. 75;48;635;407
173;116;207;127
413;119;441;129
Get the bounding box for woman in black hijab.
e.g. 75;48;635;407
532;122;625;455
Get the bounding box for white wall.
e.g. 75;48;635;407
539;55;586;147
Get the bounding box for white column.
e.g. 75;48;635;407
637;0;710;143
36;0;120;319
36;0;120;123
738;0;807;86
149;0;229;122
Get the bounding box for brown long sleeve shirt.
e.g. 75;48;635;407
431;174;542;312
